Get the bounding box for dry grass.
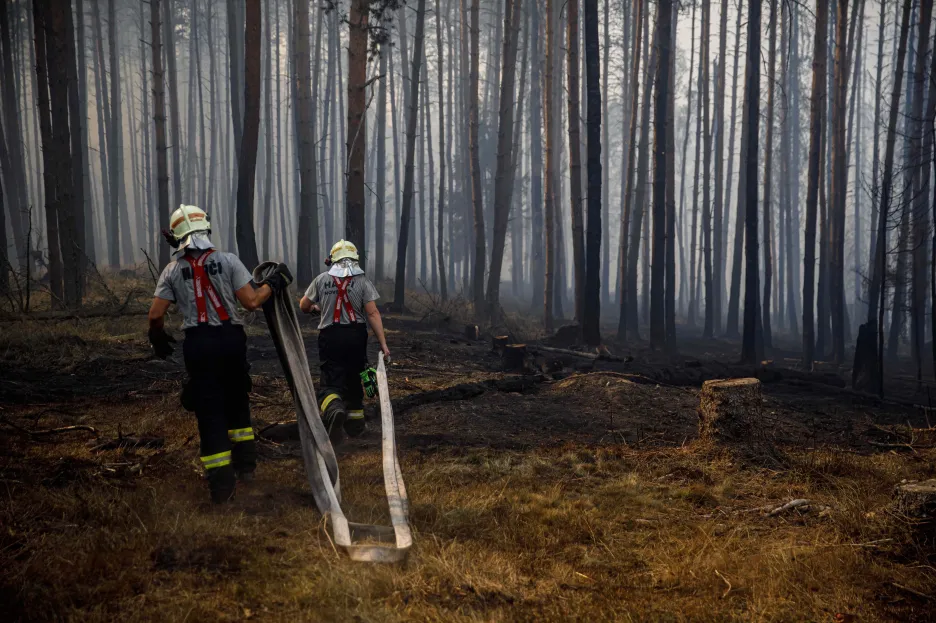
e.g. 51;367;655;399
2;289;936;621
2;391;935;622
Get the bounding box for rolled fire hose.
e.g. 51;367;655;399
254;263;412;562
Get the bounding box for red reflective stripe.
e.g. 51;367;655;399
332;276;357;324
183;250;230;324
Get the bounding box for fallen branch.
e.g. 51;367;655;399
0;416;98;438
869;441;928;452
766;499;812;517
891;582;934;601
531;345;625;362
27;424;98;437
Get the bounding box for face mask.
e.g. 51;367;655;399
328;258;364;278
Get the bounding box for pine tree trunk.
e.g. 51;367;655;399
46;0;79;307
377;39;388;282
688;3;702;328
566;0;585;323
530;0;544;312
418;58;427;284
0;1;29;263
509;2;529;298
846;0;866;320
205;0;218;245
294;0;320;284
725;0;747;338
262;0;274;257
544;0;557;332
345;0;368;255
139;0;154;257
627;6;654;337
152;0;172;268
867;0;887;301
63;0;86;299
227;0;244;161
435;0;447;299
664;5;677;343
701;0;713;338
582;0;602;345
740;0;763;365
617;0;642;338
321;15;335;247
600;0;610;305
830;0;852;364
164;0;183;215
235;0;262;268
803;0;829;369
650;0;673;349
33;0;63;305
762;0;778;351
909;0;933;383
485;0;522;318
678;1;697;323
711;0;730;334
467;0;486;311
393;0;428;309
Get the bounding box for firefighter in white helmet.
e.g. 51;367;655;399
147;205;293;503
299;240;390;443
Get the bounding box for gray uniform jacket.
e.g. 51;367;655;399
154;250;254;330
304;273;380;330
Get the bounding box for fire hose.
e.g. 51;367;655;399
254;262;412;562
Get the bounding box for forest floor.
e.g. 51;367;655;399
1;277;936;621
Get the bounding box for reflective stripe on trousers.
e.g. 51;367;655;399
228;428;255;442
201;450;232;469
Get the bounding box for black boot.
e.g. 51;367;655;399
207;465;237;504
320;394;347;446
344;410;366;437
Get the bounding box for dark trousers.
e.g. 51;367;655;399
317;323;368;411
183;322;256;502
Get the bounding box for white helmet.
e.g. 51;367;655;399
329;239;360;263
169;204;211;246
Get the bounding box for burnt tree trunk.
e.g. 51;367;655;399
485;0;522;318
650;0;673;349
803;0;830;370
566;0;585;322
582;0;602;346
739;0;763;365
345;0;368;255
393;0;428;310
235;0;262;268
294;0;320;284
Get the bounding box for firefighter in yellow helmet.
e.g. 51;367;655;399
299;240;390;443
147;205;293;503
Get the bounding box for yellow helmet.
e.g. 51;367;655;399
169;204;211;244
329;239;359;262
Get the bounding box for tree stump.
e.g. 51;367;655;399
502;344;527;372
492;335;510;354
465;325;480;341
698;378;763;442
894;480;936;520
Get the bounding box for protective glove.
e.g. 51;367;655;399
148;327;176;359
161;229;180;249
263;263;294;294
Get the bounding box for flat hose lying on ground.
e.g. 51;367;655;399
254;262;412;562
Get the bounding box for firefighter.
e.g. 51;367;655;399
147;204;293;503
299;240;390;444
